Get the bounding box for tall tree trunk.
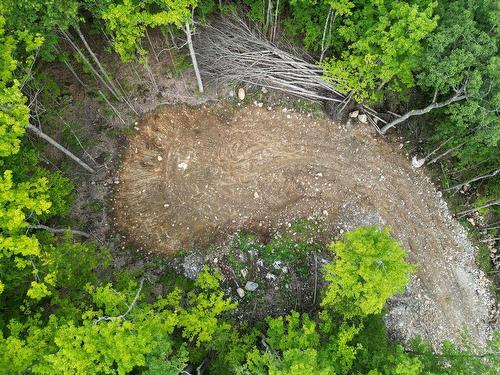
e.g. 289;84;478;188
446;167;500;192
28;124;96;173
61;29;122;102
457;199;500;217
73;25;124;102
185;22;204;94
272;0;280;42
145;28;159;63
381;93;468;134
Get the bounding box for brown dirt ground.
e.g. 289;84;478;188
113;103;496;347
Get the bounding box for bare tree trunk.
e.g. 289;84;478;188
61;29;122;102
145;28;159;63
185;21;204;94
54;45;87;88
73;25;124;101
381;93;468;134
265;0;272;31
320;8;333;62
98;90;126;125
144;58;160;94
28;224;91;238
272;0;280;42
427;142;465;165
27;124;96;173
457;199;500;217
446;167;500;192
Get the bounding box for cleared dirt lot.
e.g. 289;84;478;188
114;104;495;347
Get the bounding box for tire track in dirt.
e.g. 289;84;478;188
114;104;495;347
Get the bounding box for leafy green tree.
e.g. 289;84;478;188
0;12;30;157
0;267;236;374
321;0;438;103
2;0;79;60
322;226;414;318
98;0;196;62
0;170;52;301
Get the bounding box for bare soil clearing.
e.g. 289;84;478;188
114;104;495;347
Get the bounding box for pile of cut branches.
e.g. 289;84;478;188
195;16;386;130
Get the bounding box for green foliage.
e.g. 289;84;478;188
322;226;414;318
0;170;52;300
0;12;30;157
322;0;438;103
98;0;197;62
2;0;79;60
0;267;236;374
177;266;237;345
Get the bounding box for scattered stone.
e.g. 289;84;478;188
238;87;246;101
257;102;263;108
261;86;268;94
228;89;235;97
236;288;245;298
467;217;475;226
254;191;260;199
157;155;163;161
240;268;248;278
265;273;277;281
245;281;258;291
358;114;368;123
178;162;188;170
273;260;283;270
349;110;359;118
411;155;426;168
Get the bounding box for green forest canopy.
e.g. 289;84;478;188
0;0;499;373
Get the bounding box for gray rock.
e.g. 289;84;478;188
236;287;245;298
245;281;258;291
358;114;368;123
349;110;359;118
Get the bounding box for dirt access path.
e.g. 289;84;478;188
114;103;495;347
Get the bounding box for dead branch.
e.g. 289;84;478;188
28;224;91;238
27;124;96;173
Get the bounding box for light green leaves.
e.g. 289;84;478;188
322;1;438;103
322;226;414;318
100;0;197;62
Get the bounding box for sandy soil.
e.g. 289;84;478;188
113;104;496;347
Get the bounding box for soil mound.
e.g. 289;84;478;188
114;104;494;347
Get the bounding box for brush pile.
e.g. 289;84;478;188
195;16;386;130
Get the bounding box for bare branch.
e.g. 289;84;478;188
27;224;91;238
381;93;468;134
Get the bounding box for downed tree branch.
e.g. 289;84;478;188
457;199;500;218
27;124;96;173
28;224;91;238
445;167;500;192
381;93;468;134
